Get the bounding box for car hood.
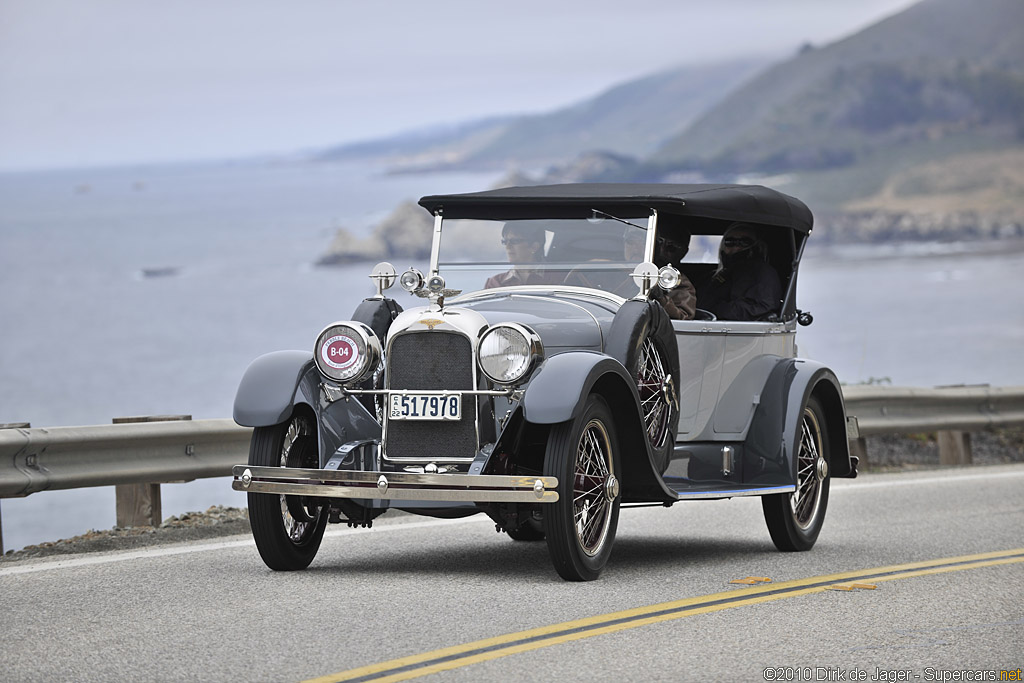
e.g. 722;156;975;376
454;292;616;352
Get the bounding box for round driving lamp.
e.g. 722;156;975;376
426;274;446;294
657;265;681;291
400;268;424;292
477;323;543;385
314;321;382;385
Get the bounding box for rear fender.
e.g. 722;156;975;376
744;359;852;486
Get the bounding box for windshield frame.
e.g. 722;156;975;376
427;209;659;299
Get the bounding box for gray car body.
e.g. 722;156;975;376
234;292;853;506
234;183;855;509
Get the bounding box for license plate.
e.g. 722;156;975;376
389;394;462;421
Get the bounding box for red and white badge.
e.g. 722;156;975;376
320;334;359;370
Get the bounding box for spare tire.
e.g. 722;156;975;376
605;300;680;473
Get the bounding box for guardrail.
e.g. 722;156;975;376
2;385;1023;553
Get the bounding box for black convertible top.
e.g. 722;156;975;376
419;183;813;234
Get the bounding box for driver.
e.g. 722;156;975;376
484;224;557;288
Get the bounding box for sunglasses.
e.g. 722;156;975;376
501;237;529;247
722;237;755;248
656;237;686;250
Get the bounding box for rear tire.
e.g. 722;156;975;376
763;395;830;551
248;414;327;570
542;395;620;581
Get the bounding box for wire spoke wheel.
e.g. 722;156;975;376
635;337;672;450
791;411;824;529
762;395;831;552
573;420;613;556
543;395;620;581
248;413;328;570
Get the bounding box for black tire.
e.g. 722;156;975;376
506;518;546;541
631;333;678;468
542;395;621;581
607;300;680;473
247;414;327;570
762;395;831;551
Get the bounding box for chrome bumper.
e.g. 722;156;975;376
232;465;559;503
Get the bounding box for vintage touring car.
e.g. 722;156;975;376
232;184;857;581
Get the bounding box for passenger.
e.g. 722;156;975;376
698;222;782;321
617;228;696;320
649;231;697;320
484;224;555;288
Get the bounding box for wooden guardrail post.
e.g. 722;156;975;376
112;415;190;528
937;430;972;466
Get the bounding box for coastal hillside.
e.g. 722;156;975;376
644;0;1024;214
316;58;768;170
317;0;1024;263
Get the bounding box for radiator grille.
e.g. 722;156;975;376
385;331;477;461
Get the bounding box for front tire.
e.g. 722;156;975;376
762;395;831;551
248;414;327;570
542;395;621;581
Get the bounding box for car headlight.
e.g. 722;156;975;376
477;323;543;385
314;321;382;385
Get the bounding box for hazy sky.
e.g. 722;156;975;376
0;0;922;171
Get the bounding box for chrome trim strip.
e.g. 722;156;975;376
343;388;512;397
666;484;796;499
232;466;559;503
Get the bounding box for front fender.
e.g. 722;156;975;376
233;350;314;427
520;351;676;504
521;351;634;424
744;359;852;486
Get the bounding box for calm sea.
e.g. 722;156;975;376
2;161;1022;552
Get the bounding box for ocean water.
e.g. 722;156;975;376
1;161;1022;552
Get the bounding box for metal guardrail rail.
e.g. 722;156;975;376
2;386;1024;500
0;419;251;499
844;385;1024;435
1;386;1023;552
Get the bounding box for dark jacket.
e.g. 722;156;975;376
698;260;782;321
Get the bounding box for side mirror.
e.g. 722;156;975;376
797;310;814;326
629;262;659;299
369;262;397;297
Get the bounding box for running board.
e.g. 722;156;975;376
665;481;796;500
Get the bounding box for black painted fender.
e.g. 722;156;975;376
520;351;677;504
743;358;853;487
521;352;634;424
233;350;315;427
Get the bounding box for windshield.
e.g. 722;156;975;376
436;217;650;297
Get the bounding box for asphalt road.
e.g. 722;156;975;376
1;464;1022;682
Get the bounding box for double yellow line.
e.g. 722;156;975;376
306;548;1024;683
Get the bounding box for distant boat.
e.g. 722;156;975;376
140;266;179;278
